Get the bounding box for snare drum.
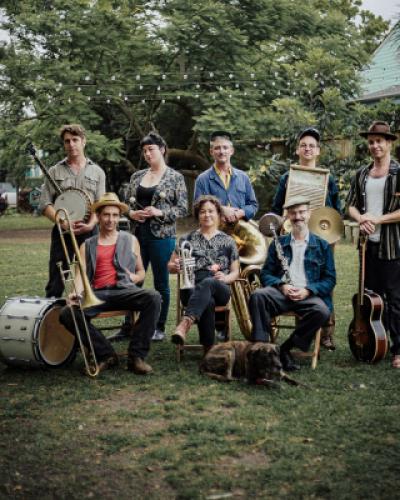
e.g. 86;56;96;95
0;297;76;368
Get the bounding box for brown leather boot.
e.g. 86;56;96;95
127;356;153;375
171;316;194;345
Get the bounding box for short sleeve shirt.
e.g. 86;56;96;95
178;229;239;283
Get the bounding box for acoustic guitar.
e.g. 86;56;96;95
348;235;388;363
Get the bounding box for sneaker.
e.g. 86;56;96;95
127;356;153;375
216;330;226;342
152;329;165;341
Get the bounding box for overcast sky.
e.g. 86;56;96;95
0;2;399;42
361;0;399;23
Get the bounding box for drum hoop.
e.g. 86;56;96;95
54;188;91;222
0;297;72;367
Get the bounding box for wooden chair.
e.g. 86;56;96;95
271;312;322;369
175;275;232;362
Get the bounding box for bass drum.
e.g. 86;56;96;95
0;297;76;368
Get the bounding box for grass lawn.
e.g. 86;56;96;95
1;215;399;499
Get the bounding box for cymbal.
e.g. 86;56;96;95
258;213;284;237
308;207;343;244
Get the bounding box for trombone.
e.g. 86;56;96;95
55;208;103;377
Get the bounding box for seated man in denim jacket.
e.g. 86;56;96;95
249;196;336;371
194;131;258;223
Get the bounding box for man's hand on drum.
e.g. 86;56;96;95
72;220;95;235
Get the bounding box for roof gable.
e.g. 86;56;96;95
359;23;400;102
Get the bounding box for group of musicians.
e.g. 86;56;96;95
38;120;400;374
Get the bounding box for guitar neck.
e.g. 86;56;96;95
357;235;367;313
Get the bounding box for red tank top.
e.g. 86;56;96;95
93;244;117;289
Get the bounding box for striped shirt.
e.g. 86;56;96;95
346;159;400;260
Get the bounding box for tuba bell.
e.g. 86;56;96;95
222;219;267;267
227;219;268;339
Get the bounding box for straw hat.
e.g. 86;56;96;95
91;192;128;213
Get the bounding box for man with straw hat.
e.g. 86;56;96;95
60;193;161;375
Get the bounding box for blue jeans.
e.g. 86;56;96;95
138;227;175;331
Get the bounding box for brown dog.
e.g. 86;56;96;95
199;341;299;387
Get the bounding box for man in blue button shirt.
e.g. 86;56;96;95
194;131;258;223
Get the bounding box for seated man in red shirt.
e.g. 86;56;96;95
60;193;161;375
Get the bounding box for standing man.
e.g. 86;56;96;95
249;196;336;371
39;124;106;298
194;131;258;222
272;127;341;215
60;193;161;375
271;127;341;350
347;121;400;369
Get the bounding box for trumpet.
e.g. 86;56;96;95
55;208;103;377
179;240;196;289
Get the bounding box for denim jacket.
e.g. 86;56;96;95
260;232;336;311
194;166;258;220
271;171;342;215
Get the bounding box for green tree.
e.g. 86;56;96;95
0;0;390;204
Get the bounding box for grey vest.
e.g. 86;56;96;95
85;231;136;287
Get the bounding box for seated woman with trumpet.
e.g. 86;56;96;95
168;195;240;354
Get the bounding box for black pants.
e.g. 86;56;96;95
249;286;330;351
180;277;231;347
45;225;97;299
60;286;161;361
365;241;400;354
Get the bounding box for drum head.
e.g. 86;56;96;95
54;189;90;222
38;305;75;365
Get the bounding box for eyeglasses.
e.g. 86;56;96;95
299;143;318;149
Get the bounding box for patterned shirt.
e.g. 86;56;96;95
346;159;400;260
178;230;239;283
127;166;188;239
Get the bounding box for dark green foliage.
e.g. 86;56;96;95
0;0;391;193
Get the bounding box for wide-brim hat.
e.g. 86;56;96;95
91;192;128;213
360;121;397;141
283;195;311;210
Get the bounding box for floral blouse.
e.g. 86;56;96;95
126;166;188;239
178;229;239;283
